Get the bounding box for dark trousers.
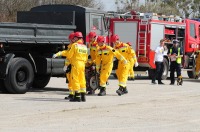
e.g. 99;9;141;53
152;61;163;83
170;61;181;84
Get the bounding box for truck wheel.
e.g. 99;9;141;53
89;76;98;91
162;58;169;80
32;75;51;88
4;58;34;94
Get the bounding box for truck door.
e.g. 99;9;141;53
110;19;138;50
185;20;199;53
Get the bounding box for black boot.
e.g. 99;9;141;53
98;87;106;96
70;92;81;102
64;94;74;100
81;93;86;102
116;86;124;96
123;87;128;94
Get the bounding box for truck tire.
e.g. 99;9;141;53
4;58;34;94
32;75;51;89
162;58;169;80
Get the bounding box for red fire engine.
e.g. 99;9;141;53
107;12;200;79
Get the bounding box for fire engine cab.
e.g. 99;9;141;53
108;12;200;79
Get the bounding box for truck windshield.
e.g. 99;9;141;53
91;14;104;35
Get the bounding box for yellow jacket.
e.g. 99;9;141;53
95;44;125;71
65;40;88;65
114;42;134;62
128;48;137;62
55;42;76;66
89;41;99;62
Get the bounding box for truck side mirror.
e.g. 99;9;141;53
195;35;197;38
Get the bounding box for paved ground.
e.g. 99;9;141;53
1;71;200;132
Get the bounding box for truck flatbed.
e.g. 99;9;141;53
0;22;76;44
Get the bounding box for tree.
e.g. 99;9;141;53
117;0;200;18
0;0;104;22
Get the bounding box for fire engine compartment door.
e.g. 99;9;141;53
150;24;165;50
113;21;138;50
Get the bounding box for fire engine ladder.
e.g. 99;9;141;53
137;20;148;57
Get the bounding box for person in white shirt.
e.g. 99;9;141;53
152;39;166;84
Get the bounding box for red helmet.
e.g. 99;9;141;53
68;32;74;40
127;42;131;46
111;35;119;42
88;32;96;38
74;31;83;38
97;36;105;43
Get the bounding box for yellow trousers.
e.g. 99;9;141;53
128;58;135;78
66;72;73;94
99;62;113;87
70;61;86;92
116;61;130;87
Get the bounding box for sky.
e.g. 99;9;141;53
99;0;145;11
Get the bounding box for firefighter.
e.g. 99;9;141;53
95;36;127;96
88;32;98;62
53;31;88;102
67;31;87;101
112;35;133;95
127;42;138;80
195;50;200;79
53;32;75;100
168;40;183;85
64;32;75;100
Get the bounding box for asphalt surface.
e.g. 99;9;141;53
1;71;200;132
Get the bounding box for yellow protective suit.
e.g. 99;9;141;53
114;42;133;87
55;42;75;96
128;48;137;79
66;40;88;93
195;50;200;78
89;41;99;62
96;44;125;88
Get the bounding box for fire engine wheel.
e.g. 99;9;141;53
162;58;169;80
32;75;51;89
4;58;34;94
89;76;98;91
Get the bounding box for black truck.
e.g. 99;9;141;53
0;5;107;94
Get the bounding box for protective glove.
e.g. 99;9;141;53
135;61;139;67
123;60;128;64
52;54;57;58
63;65;68;72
